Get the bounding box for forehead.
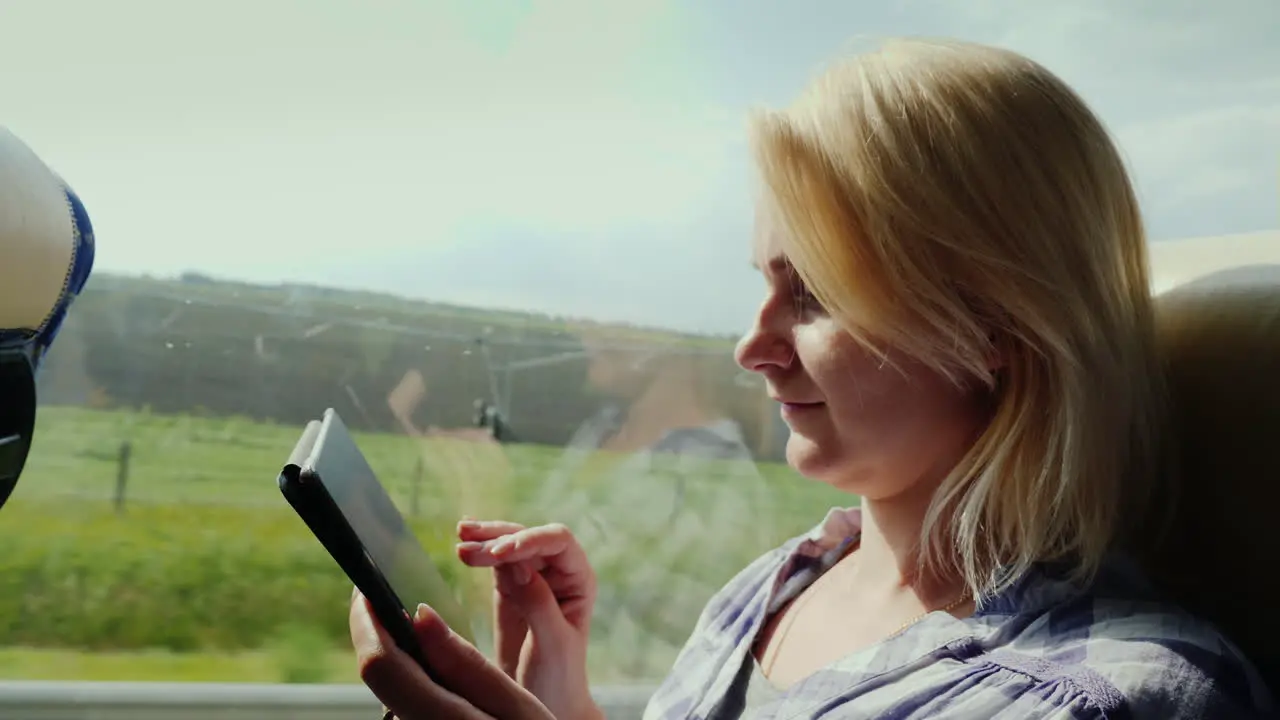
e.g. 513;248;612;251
750;201;789;272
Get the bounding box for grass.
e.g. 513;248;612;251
0;647;358;684
1;406;851;684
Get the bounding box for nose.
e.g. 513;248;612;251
734;301;794;375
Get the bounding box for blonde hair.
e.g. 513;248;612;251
749;38;1167;598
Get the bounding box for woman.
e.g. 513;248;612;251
350;38;1275;719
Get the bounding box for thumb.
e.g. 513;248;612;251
496;564;572;640
409;604;551;720
410;603;492;682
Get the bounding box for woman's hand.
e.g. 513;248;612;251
457;520;602;720
350;591;555;720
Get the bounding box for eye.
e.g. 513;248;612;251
792;284;826;315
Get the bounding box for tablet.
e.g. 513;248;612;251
279;408;475;654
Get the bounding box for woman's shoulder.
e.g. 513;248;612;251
986;561;1276;718
644;533;808;719
653;529;1276;719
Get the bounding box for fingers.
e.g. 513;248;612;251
409;602;553;720
457;523;591;573
350;594;492;720
493;565;530;678
492;561;573;641
457;519;526;543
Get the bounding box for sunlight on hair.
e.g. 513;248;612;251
748;37;1168;599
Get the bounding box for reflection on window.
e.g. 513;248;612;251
10;273;846;684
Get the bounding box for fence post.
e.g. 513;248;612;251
115;440;131;514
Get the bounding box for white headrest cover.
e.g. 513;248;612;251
0;127;94;363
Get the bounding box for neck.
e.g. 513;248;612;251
848;455;975;602
849;398;993;601
855;487;940;591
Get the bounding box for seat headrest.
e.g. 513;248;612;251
0;126;96;508
1148;259;1280;692
0;126;96;369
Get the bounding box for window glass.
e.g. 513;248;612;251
0;0;1274;693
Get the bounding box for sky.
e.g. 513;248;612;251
0;0;1276;334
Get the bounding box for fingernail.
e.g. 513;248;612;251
490;538;515;555
414;603;430;621
456;541;482;552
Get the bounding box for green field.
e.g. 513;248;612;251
0;406;849;684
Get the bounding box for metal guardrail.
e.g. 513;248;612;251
0;681;657;719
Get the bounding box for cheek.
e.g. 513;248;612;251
794;326;887;402
810;346;946;455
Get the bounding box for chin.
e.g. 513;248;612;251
784;434;874;501
784;433;845;484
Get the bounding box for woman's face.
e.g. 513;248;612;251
734;210;991;500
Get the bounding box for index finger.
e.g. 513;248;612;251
457;519;525;542
460;523;592;577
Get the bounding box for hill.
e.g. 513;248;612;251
35;272;780;456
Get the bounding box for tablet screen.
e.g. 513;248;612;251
307;409;475;643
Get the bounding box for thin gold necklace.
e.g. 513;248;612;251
888;593;970;638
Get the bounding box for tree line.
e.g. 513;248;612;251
35;273;782;457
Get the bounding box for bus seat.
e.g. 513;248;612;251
1146;263;1280;693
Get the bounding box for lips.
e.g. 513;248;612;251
778;400;824;423
770;395;823;407
772;395;825;417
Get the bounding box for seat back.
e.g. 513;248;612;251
1146;261;1280;691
